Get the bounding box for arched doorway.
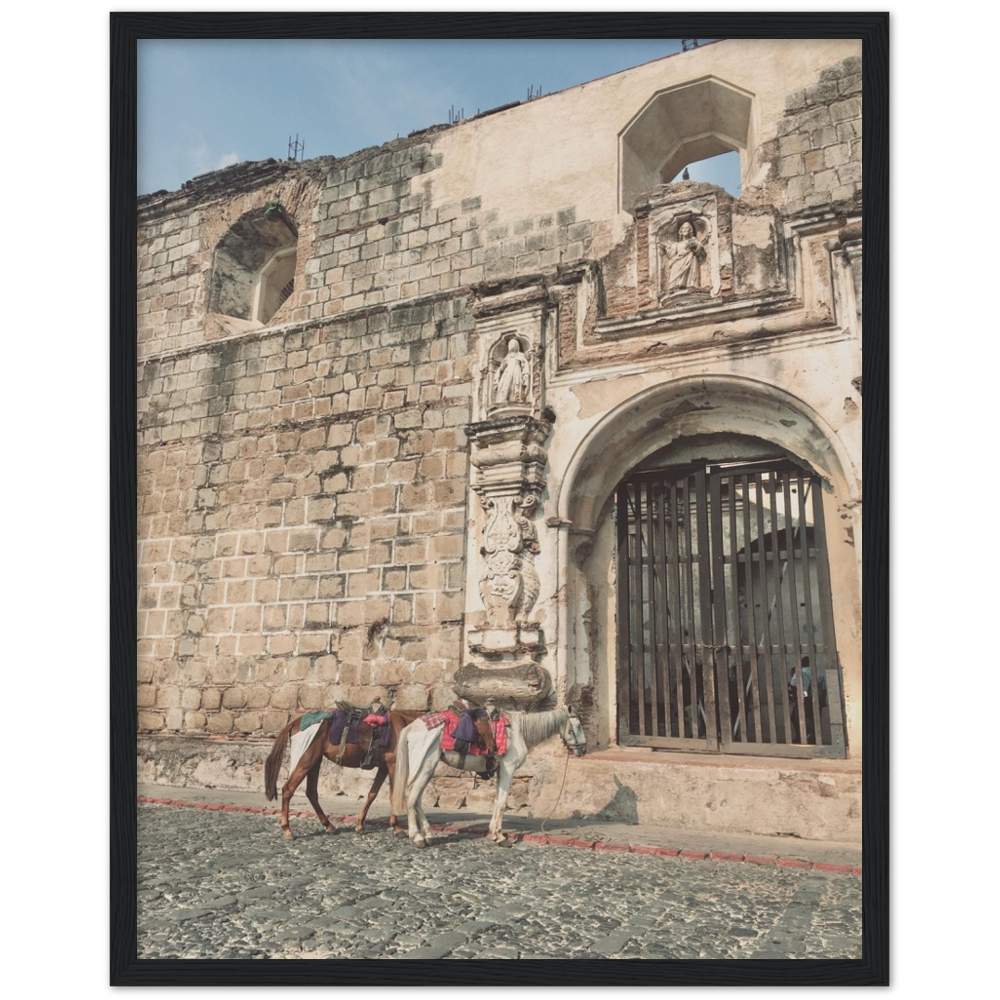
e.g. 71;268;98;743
615;448;845;758
556;376;860;759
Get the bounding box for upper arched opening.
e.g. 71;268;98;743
208;203;299;326
620;77;754;213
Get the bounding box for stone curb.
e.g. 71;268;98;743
137;795;861;876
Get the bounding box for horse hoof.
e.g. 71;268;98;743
282;830;294;840
392;826;407;837
413;837;427;849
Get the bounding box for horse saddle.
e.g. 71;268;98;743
441;707;498;779
328;702;390;768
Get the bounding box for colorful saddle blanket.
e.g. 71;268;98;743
422;709;508;756
300;708;392;749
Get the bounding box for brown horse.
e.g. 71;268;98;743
264;708;497;839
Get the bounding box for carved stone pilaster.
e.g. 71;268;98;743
459;286;555;708
466;415;552;657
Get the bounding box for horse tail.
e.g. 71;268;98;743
264;720;295;801
391;724;412;816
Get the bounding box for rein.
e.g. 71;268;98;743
539;716;586;832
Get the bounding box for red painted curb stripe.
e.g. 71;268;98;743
136;797;860;874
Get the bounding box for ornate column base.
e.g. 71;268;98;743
452;659;552;709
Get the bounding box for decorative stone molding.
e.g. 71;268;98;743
467;414;551;492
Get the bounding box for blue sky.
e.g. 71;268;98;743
138;38;739;196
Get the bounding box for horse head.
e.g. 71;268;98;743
562;705;588;757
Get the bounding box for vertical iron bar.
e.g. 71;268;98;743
630;484;647;738
782;473;807;743
645;478;661;737
796;472;822;745
697;470;718;748
682;475;701;741
670;481;697;736
657;476;675;738
616;484;633;740
727;473;748;742
752;472;777;742
740;472;762;743
810;479;846;753
667;477;685;736
768;472;793;744
710;470;732;746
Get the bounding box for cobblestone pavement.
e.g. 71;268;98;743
137;803;861;960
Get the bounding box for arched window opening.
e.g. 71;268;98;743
208;203;298;327
620;77;753;212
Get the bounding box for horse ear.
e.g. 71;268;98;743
567;704;576;715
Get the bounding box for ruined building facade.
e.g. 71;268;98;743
137;39;863;840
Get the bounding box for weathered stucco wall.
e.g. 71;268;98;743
137;39;864;840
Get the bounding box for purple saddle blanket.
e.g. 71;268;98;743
326;709;391;749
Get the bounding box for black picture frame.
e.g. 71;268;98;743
112;11;888;986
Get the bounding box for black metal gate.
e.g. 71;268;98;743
615;460;846;758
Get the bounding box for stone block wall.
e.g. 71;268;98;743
136;135;607;740
305;142;595;319
767;55;862;212
137;295;477;735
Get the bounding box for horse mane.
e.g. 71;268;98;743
508;707;569;750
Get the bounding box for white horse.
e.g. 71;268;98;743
390;706;587;847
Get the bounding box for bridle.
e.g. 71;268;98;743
560;709;588;757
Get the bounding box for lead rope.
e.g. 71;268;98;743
539;749;571;833
539;741;610;844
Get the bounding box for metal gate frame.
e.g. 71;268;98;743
616;459;846;759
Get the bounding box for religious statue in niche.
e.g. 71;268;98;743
493;337;530;407
659;218;709;298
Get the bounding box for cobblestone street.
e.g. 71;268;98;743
137;802;862;960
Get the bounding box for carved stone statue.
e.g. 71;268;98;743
493;337;530;406
661;221;708;295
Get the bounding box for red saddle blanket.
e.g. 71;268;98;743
422;710;508;756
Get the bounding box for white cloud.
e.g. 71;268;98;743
217;151;240;170
188;134;211;175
